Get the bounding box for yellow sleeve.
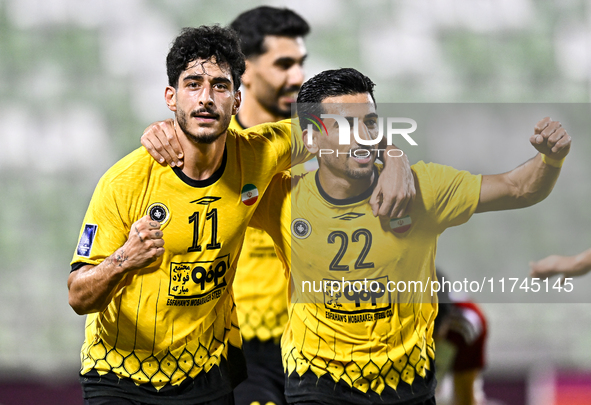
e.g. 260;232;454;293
71;174;129;268
416;161;482;230
250;171;293;273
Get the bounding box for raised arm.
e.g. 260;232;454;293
529;248;591;280
68;216;165;315
475;117;571;213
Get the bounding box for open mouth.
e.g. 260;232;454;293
350;148;373;164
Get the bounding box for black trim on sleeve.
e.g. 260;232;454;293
71;262;90;273
172;147;227;188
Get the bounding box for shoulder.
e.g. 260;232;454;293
231;119;293;142
412;161;455;179
412;161;481;190
96;147;156;190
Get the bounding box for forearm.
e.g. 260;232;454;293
477;153;561;212
507;153;561;206
572;248;591;275
68;247;130;315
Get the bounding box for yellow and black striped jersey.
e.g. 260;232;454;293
70;122;308;403
250;162;482;404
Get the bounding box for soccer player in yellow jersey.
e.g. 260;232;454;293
68;25;313;405
229;9;309;404
246;68;571;405
140;8;415;405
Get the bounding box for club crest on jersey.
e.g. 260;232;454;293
389;215;412;233
241;184;259;206
147;202;170;225
77;223;97;257
292;218;312;239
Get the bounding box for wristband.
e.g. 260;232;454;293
541;154;565;168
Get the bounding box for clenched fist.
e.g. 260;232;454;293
530;117;571;161
115;215;165;272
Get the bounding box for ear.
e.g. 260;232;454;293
242;60;253;88
232;89;242;115
165;86;177;112
302;128;319;154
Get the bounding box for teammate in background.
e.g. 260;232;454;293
67;25;313;404
230;7;308;130
230;9;308;404
140;8;415;405
529;248;591;280
434;272;489;405
246;68;570;404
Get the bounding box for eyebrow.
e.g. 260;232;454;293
183;75;232;85
274;54;308;65
335;112;377;126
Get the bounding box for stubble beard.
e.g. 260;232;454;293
258;83;300;119
176;107;229;145
323;154;375;181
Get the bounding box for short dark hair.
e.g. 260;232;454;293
296;68;376;130
166;25;246;89
230;6;310;58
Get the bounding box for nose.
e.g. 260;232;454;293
354;119;373;144
287;64;305;88
197;85;214;107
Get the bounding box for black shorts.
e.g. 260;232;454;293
289;397;436;405
84;392;235;405
233;338;286;405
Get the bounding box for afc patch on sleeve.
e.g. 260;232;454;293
77;224;98;257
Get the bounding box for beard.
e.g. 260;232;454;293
258;84;301;119
176;106;228;145
321;153;376;181
344;164;375;180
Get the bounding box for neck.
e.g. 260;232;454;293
237;90;286;128
317;166;376;201
176;122;227;181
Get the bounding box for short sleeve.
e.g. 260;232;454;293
70;176;129;270
416;161;482;231
250;171;292;273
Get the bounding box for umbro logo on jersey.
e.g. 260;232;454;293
333;212;365;221
147;202;170;225
190;196;221;205
292;218;312;239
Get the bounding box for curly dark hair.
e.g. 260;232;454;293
229;6;310;58
296;68;376;131
166;25;246;89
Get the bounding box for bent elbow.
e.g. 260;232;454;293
68;294;88;315
68;291;102;315
515;187;552;208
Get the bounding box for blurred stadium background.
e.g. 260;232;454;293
0;0;590;404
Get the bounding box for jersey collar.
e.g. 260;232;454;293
315;166;378;206
172;146;227;188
